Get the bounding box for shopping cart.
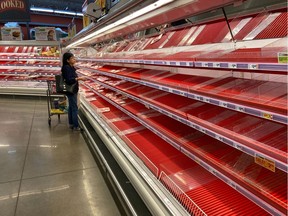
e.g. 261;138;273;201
47;80;67;126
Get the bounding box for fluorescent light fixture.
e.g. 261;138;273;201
76;13;84;17
67;0;174;48
30;7;83;17
30;7;54;13
54;10;76;16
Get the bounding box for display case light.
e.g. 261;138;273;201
67;0;175;48
30;7;54;13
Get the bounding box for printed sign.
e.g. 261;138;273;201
278;52;288;63
255;154;275;172
1;27;22;40
35;27;56;41
0;0;30;22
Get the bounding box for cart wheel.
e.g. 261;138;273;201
48;118;51;126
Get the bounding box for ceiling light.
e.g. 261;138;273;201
30;7;54;13
54;10;76;16
30;7;83;17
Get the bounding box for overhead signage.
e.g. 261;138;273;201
0;0;30;22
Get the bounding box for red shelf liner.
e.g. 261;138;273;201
142;111;287;211
96;65;287;115
255;12;288;40
192;21;228;45
126;130;268;215
234;13;269;40
92;74;287;162
84;91;274;215
91;83;288;209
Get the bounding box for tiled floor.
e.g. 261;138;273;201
0;97;121;216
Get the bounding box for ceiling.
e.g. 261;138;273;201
29;0;84;12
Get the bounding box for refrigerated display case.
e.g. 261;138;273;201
65;0;287;215
0;40;60;96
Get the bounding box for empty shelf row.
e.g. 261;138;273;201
80;86;286;215
77;65;287;124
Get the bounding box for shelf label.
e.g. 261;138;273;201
278;52;288;63
233;143;242;150
227;181;237;189
236;106;245;112
203;62;209;67
213;62;221;68
248;64;258;70
255;154;275;172
262;112;273;120
219;101;228;107
215;135;223;142
204;97;210;103
228;63;237;69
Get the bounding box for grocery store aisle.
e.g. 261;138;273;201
0;97;121;216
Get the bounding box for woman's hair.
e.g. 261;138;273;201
62;52;74;66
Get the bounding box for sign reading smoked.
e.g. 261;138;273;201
0;0;30;22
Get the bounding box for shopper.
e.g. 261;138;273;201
61;52;84;131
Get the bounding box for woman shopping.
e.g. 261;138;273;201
61;52;85;131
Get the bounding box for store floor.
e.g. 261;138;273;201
0;97;121;216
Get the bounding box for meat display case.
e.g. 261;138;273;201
0;40;60;96
66;0;287;215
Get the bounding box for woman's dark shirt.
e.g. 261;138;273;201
61;65;79;94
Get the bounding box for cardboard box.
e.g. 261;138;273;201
1;27;22;41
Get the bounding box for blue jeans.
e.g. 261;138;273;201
67;94;79;128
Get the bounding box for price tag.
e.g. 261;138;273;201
249;64;258;70
227;181;236;189
255;154;275;172
215;135;223;142
213;63;221;68
219;101;228;107
234;143;242;150
236;106;245;112
179;91;186;96
228;63;237;69
263;113;273;120
203;62;209;67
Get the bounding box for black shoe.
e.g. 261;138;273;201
69;125;74;129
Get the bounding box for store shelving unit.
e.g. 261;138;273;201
66;0;287;215
0;40;60;96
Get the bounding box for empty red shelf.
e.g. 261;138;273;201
161;28;193;48
234;13;269;40
255;12;288;39
191;21;228;45
85;86;281;215
107;67;288;114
